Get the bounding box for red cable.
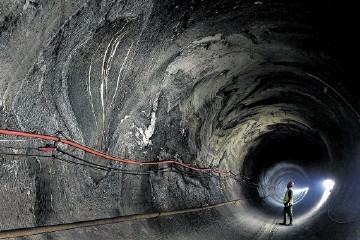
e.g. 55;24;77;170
0;129;237;176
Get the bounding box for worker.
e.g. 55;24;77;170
282;181;294;226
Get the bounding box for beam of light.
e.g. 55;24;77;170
293;187;309;194
265;186;310;207
293;187;309;204
316;179;335;207
303;179;336;219
293;187;310;204
294;179;336;224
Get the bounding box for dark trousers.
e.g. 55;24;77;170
283;205;293;224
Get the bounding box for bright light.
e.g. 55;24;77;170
292;187;310;204
297;180;335;223
293;187;310;194
316;179;335;208
323;179;335;191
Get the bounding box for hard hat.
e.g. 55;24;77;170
287;182;295;188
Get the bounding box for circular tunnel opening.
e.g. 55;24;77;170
242;125;333;217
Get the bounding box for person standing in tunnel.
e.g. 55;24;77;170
282;181;294;226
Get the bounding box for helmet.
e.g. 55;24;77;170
287;182;295;188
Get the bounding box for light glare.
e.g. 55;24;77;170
323;179;335;190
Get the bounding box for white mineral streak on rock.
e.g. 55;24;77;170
0;139;37;142
102;39;112;93
120;115;130;124
113;41;133;109
192;33;222;44
37;54;47;93
88;62;98;126
144;95;159;145
100;81;105;127
100;39;114;128
137;94;160;146
23;0;30;10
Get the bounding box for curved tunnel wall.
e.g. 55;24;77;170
1;0;360;239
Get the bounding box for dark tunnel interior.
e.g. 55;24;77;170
1;0;360;239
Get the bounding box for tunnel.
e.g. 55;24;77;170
1;0;360;239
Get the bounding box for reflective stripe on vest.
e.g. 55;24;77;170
283;188;294;205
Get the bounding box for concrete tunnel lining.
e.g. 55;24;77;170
1;0;360;239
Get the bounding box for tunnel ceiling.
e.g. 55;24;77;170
1;0;360;239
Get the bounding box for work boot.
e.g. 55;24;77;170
288;216;293;226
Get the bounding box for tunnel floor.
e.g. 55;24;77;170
5;204;357;240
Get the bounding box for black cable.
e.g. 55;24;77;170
0;149;256;185
54;130;70;140
53;156;160;176
56;148;171;174
52;143;271;188
0;151;170;176
0;145;273;188
327;194;360;224
58;149;258;183
57;146;248;181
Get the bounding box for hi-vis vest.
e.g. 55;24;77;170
283;188;294;205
